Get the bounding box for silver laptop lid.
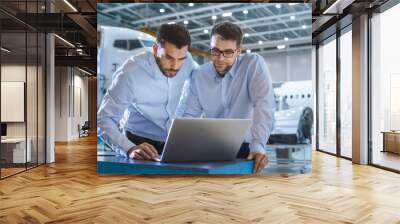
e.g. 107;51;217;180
160;118;252;163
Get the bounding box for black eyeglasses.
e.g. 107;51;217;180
209;47;238;58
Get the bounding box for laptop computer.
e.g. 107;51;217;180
154;118;252;163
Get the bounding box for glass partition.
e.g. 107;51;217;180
317;35;337;155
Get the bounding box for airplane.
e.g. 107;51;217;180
97;26;156;106
274;80;313;110
271;80;314;144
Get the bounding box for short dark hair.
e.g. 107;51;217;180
211;22;243;46
156;24;191;49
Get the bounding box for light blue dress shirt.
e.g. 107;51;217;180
183;53;275;154
98;51;197;157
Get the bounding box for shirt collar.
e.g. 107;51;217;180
213;56;241;82
148;52;165;80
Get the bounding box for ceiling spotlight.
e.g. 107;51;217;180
222;12;232;17
302;25;307;29
275;4;281;9
203;29;209;34
184;20;189;25
212;15;217;20
243;10;248;14
284;37;289;41
246;49;251;53
244;33;249;38
159;8;165;13
277;45;286;49
258;41;263;45
290;15;295;20
188;3;194;7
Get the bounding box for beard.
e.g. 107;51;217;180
155;57;179;78
213;63;232;77
162;69;179;78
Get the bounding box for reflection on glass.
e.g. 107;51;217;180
318;37;337;154
0;0;47;179
1;31;27;177
371;4;400;171
340;30;352;158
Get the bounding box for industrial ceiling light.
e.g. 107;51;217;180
275;4;281;9
290;15;295;20
188;3;194;7
212;15;217;20
184;20;189;25
242;10;248;14
203;29;209;34
277;45;286;49
222;12;232;17
63;0;78;12
246;49;251;53
258;41;263;45
159;8;165;13
1;47;11;53
302;25;307;29
244;33;249;38
284;37;289;41
54;34;75;48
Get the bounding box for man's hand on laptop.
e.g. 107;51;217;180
128;143;158;160
247;152;268;174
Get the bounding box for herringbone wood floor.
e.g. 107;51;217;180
1;135;400;224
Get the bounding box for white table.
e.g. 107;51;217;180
1;138;31;163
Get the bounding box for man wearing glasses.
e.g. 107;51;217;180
183;22;275;174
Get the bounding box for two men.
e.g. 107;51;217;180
98;22;275;173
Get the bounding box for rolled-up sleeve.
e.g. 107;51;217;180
97;59;137;157
248;56;276;154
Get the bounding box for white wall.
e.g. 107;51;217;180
1;64;46;163
1;65;42;137
54;67;89;141
261;48;312;83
